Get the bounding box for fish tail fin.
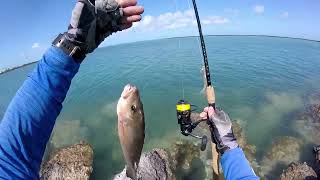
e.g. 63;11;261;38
126;165;137;180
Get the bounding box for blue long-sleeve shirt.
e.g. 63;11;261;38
0;46;259;179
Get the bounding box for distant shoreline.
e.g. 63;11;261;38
1;35;319;74
0;61;37;75
105;34;320;49
168;34;320;43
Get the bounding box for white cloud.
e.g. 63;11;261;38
202;16;230;25
281;11;289;18
253;5;265;14
32;43;40;49
133;9;230;31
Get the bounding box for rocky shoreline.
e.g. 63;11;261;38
0;61;37;75
41;92;320;179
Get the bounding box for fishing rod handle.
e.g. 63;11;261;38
206;85;216;109
206;85;220;176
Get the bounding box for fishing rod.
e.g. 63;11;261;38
176;0;220;178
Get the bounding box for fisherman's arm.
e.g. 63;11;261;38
221;148;259;179
201;107;259;180
0;0;143;178
0;47;80;178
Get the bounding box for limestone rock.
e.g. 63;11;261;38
261;136;303;179
40;141;93;180
304;104;320;122
114;149;173;180
280;162;317;180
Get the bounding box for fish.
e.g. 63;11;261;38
117;84;145;180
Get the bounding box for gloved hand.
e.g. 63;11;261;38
200;107;239;154
65;0;144;54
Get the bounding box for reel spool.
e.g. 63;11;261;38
176;100;208;151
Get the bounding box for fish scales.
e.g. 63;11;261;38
117;84;145;180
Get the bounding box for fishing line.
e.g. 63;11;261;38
172;0;185;99
187;0;205;64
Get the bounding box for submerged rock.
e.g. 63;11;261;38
232;120;265;178
261;136;303;179
232;121;257;163
40;141;93;180
307;92;320;106
169;140;206;180
114;149;173;180
51;120;89;148
280;162;317;180
296;92;320;144
303;104;320;123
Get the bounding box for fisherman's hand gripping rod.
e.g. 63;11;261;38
176;0;221;177
192;0;221;176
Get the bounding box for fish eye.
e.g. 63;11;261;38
131;105;136;112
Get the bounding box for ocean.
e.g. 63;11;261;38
0;36;320;179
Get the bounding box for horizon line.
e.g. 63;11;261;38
1;34;319;74
102;34;320;49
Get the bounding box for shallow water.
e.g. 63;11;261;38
1;36;320;179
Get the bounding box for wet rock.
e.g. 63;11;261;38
40;141;93;180
303;104;320;122
294;116;320;145
169;140;206;180
280;162;317;180
232;120;257;163
115;139;208;180
114;149;173;180
261;136;303;179
296;92;320;144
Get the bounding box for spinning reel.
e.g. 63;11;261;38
176;100;208;151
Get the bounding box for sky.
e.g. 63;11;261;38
0;0;319;69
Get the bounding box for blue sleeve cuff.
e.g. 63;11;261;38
45;46;80;74
221;147;259;180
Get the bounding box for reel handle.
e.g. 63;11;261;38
200;135;208;151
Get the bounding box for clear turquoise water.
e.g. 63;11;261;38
0;36;320;179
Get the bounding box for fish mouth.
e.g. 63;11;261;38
121;84;137;98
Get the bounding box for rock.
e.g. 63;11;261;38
296;93;320;144
114;149;173;180
304;104;320;122
169;140;206;180
261;136;303;179
293;94;320;176
115;139;208;180
280;162;317;180
232;120;257;163
170;140;200;172
40;141;93;180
